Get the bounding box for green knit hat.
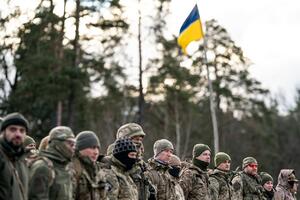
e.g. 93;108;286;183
214;152;231;167
260;172;273;185
242;157;257;169
193;144;211;158
23;135;36;147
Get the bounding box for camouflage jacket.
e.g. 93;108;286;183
179;163;211;200
231;171;265;200
129;159;157;200
209;169;233;200
108;156;139;200
28;148;73;200
145;158;177;200
72;153;110;200
274;169;296;200
0;137;28;200
170;175;185;200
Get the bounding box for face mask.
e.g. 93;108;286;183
169;166;181;177
192;158;209;171
114;151;137;171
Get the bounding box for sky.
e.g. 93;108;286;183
2;0;300;110
168;0;300;109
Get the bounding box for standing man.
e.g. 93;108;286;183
179;143;211;200
72;130;109;199
0;112;29;200
109;137;139;199
28;126;75;200
209;152;233;200
146;139;176;200
116;123;156;200
274;169;298;200
231;156;265;200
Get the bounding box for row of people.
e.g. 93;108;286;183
0;112;298;200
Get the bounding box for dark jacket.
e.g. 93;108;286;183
0;136;28;200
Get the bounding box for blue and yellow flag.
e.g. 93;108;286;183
178;5;204;54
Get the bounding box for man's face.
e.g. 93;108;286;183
263;181;273;192
156;149;173;163
4;125;26;148
79;146;99;163
63;138;76;156
217;160;231;171
131;135;144;144
196;150;211;163
244;162;258;175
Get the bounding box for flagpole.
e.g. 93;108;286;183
202;36;219;153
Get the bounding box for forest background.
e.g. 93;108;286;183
1;0;300;188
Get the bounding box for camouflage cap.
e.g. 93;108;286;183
116;123;146;139
242;156;257;169
288;170;298;182
23;135;36;147
214;152;231;167
153;139;174;157
49;126;75;142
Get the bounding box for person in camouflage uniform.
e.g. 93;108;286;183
179;143;211;200
108;137;139;199
72;131;110;200
0;113;29;200
209;152;233;200
28;126;75;200
274;169;298;200
168;154;185;200
260;172;274;200
23;135;38;166
116;123;156;200
231;156;265;200
146;139;177;200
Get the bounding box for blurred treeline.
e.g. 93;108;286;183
1;0;300;181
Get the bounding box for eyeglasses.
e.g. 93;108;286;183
248;163;258;168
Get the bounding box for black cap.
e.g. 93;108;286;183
113;137;137;155
75;131;100;151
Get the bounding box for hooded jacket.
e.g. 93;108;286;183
274;169;297;200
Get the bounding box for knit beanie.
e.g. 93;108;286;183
242;157;257;169
113;137;137;155
1;112;29;132
214;152;231;167
192;144;211;158
153;139;174;157
75;131;100;151
260;172;273;185
23;135;36;147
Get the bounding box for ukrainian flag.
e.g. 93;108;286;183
178;5;204;54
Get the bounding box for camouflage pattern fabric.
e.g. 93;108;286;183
145;158;177;200
274;169;297;200
179;164;211;200
209;169;233;200
107;156;138;200
231;171;265;200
